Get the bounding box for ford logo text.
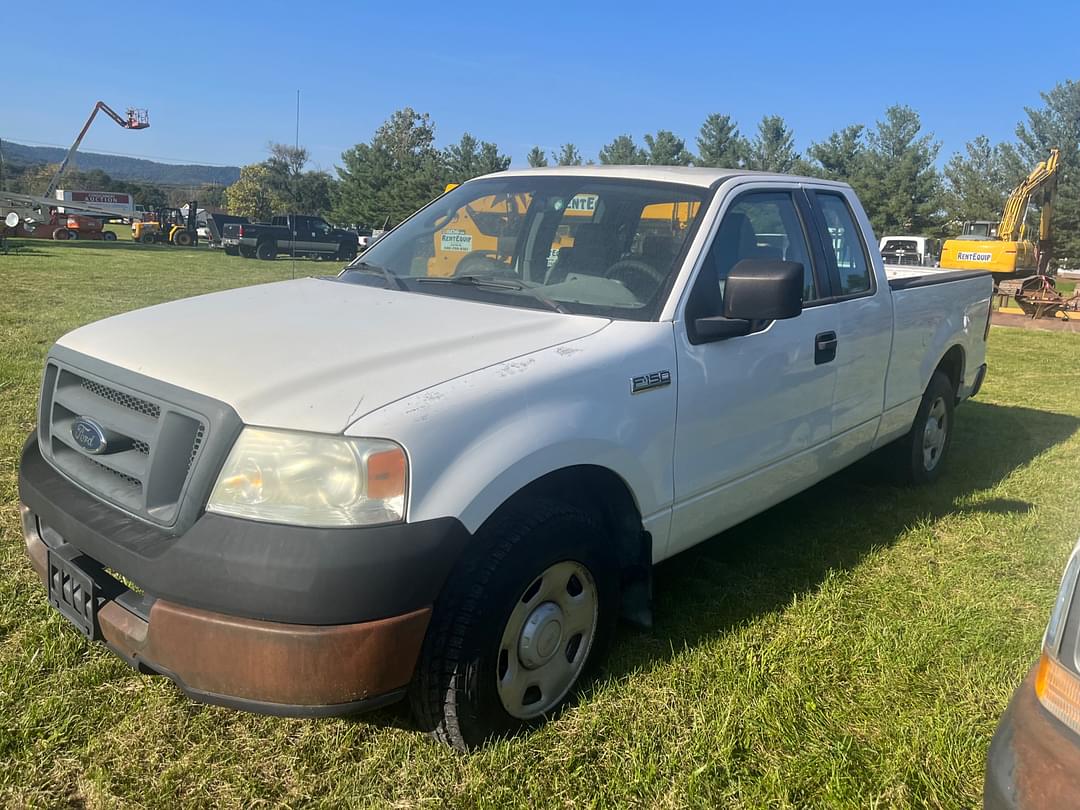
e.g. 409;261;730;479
71;416;108;455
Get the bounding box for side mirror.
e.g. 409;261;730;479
693;259;804;343
723;259;804;320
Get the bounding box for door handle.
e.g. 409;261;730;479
815;331;838;365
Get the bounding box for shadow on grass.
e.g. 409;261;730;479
358;400;1078;736
624;399;1077;667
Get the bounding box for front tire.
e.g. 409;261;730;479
895;371;955;484
409;499;616;750
173;230;194;247
102;230;117;241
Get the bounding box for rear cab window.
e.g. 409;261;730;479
812;192;874;297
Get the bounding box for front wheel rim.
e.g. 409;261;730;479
922;397;948;471
496;560;598;719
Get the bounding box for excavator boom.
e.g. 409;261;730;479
997;148;1059;242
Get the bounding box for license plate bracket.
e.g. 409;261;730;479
47;549;99;640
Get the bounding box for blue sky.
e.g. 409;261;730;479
4;0;1078;174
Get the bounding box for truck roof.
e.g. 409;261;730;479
490;165;850;189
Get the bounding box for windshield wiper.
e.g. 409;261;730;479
416;275;569;313
341;262;408;291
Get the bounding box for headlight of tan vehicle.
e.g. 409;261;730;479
207;428;407;527
1034;548;1080;734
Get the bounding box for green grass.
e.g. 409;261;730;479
2;241;1080;808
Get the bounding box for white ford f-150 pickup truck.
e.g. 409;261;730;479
19;167;992;749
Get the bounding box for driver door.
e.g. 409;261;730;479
668;186;839;556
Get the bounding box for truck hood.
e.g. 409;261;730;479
56;277;610;433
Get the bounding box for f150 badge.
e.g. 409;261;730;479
631;370;671;394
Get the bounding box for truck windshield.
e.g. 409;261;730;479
338;176;710;320
882;240;919;253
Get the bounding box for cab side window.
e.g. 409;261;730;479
816;194;872;295
687;191;815;324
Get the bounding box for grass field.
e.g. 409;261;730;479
2;240;1080;808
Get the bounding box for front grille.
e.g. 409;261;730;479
80;378;161;419
39;362;209;527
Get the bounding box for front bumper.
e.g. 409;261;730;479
984;665;1080;809
18;435;471;714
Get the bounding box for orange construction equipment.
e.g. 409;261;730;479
45;102;149;200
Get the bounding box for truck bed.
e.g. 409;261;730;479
882;264;994;426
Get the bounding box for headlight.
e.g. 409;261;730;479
206;428;407;527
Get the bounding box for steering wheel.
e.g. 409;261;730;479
453;251;509;277
603;259;666;298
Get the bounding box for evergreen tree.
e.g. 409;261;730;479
695;114;747;168
942;136;1026;228
443;133;510;184
1013;79;1080;266
643;130;692;166
858;105;942;236
808;124;867;182
598;134;648;165
526;146;548;167
746;115;800;173
334;108;444;228
553;144;583;166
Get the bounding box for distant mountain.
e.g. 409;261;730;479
0;141;240;186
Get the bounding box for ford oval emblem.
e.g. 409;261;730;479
71;416;108;455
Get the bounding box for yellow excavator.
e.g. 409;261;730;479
940;149;1059;277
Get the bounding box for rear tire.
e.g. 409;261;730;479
52;228;70;240
224;245;239;256
409;498;617;750
173;230;194;247
139;232;155;245
893;371;955;484
338;243;357;261
239;246;256;259
256;241;276;261
102;230;117;241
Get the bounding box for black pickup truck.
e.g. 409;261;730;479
221;214;358;261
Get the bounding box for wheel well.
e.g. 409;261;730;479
936;345;965;400
494;465;653;627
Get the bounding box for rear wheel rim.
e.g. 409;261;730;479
922;397;948;471
496;560;598;719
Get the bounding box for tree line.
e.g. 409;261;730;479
2;162;228;212
5;78;1075;264
313;77;1080;264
